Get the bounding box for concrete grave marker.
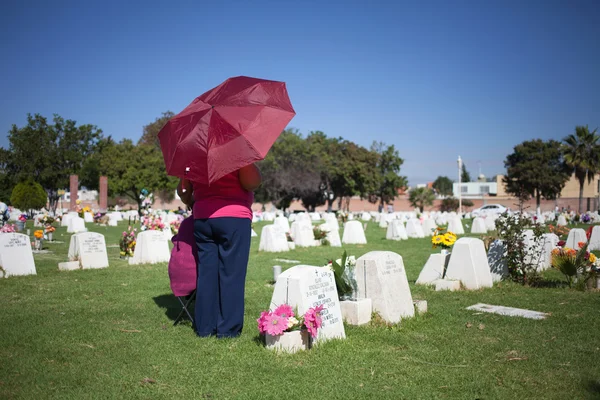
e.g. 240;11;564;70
416;253;450;285
0;233;36;277
67;232;109;269
466;303;548;320
445;237;493;290
566;228;587;250
470;217;487;234
421;219;437;236
128;230;170;265
67;216;87;233
342;221;367;245
447;216;465;235
258;225;289;253
386;220;408;241
588;226;600;251
270;265;345;342
405;219;425;239
355;251;414;323
487;240;508;282
84;212;94;223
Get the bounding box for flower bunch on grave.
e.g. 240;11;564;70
285;232;293;242
581;213;591;224
551;241;599;289
45;225;56;234
337;210;349;223
18;214;27;222
324;251;357;300
40;215;55;226
170;219;181;235
119;226;137;257
0;224;16;233
257;304;324;338
548;224;570;239
33;230;44;239
431;227;457;250
313;226;329;246
78;206;91;218
140;215;165;231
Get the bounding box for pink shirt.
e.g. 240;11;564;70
192;171;253;220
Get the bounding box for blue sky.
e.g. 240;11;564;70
1;0;599;185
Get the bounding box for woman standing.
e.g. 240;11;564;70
178;164;261;338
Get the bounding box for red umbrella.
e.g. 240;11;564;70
158;76;295;184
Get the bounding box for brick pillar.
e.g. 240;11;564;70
69;175;78;211
99;176;108;212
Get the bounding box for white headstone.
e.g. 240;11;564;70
274;216;291;234
421;219;437;236
251;229;258;237
61;213;73;227
294;224;317;247
360;212;372;222
67;217;87;233
466;303;548;320
470;217;487;234
588;226;600;251
484;217;497;231
0;233;36;277
487;240;508;282
83;212;94;223
355;251;414;323
258;225;289;253
416;253;450;285
324;214;339;231
378;217;388;228
270;265;345;342
447;216;465;235
405;219;425;239
566;228;587;250
319;224;341;247
386;220;408;241
557;215;568;226
341;221;367;245
67;232;109;269
539;233;559;270
128;230;170;265
111;212;123;222
108;215;118;226
445;237;493;290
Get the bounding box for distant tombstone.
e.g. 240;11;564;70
270;265;346;342
416;253;450;285
355;251;414;323
84;212;94;223
110;212;123;222
386;220;408;241
274;216;291;234
0;233;36;277
470;217;487;234
67;232;109;269
361;212;372;221
378;217;388;228
290;220;310;240
445;237;493;290
484;217;496;231
588;226;600;251
487;240;508;282
128;230;170;265
67;217;87;233
421;219;437;236
405;219;425;239
539;233;559;270
324;214;339;231
447;216;465;235
259;225;289;253
294;224;317;247
34;215;44;227
263;212;276;222
566;228;587;250
557;215;568;226
251;229;258;237
319;224;341;247
310;212;321;221
61;213;73;227
108;215;118;226
342;221;367;245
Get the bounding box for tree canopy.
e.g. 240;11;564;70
139;111;174;149
409;187;435;212
504;139;570;212
461;163;471;182
10;179;48;212
432;176;453;196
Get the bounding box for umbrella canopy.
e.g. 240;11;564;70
158;76;295;184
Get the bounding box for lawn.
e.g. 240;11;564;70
1;219;599;400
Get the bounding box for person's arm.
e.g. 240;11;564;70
177;178;194;207
239;164;262;192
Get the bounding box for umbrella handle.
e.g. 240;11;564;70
182;167;190;193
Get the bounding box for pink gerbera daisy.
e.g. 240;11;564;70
257;311;270;334
264;313;287;336
274;304;294;319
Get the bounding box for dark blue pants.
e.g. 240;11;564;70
193;217;251;338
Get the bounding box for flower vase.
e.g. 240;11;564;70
47;232;53;242
440;249;449;256
34;239;42;251
265;330;310;353
15;221;24;232
340;298;372;325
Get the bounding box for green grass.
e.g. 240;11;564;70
1;219;600;399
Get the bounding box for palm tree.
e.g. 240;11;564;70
562;125;600;213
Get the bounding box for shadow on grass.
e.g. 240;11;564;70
529;279;568;289
586;380;600;398
253;334;265;347
153;293;195;324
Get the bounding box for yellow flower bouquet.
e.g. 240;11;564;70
431;227;457;250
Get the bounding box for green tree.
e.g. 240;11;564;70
370;142;407;208
0;148;13;203
461;163;471;182
503;139;570;214
139;111;174;149
562;125;600;213
98;140;178;215
409;187;435;212
440;197;459;212
10;180;47;213
3;114;103;212
432;176;453;196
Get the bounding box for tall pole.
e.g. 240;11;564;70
458;156;462;215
